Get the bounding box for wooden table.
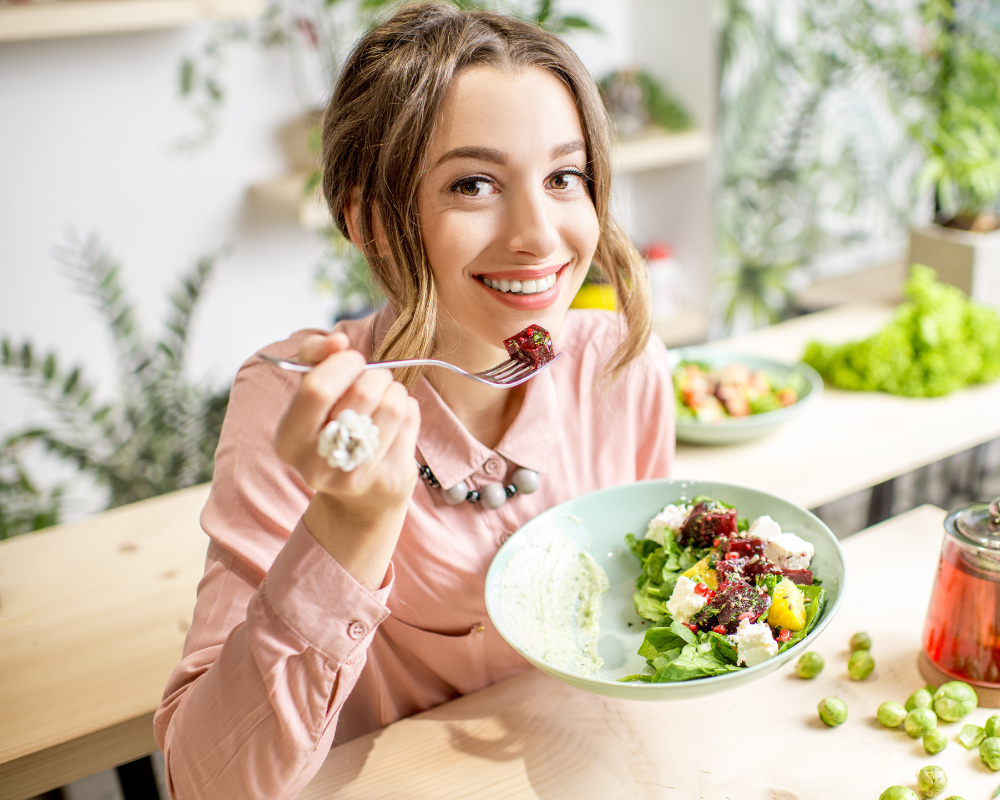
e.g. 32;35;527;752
298;505;1000;800
673;301;1000;510
0;484;211;800
3;301;1000;799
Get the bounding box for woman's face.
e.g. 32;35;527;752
417;66;600;366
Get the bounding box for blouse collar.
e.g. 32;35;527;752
356;306;559;491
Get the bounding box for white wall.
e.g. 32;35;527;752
0;23;337;516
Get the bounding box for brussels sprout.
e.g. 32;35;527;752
847;649;875;680
904;708;938;738
981;736;1000;770
957;723;985;749
940;796;966;800
923;729;948;754
818;697;847;727
932;681;978;721
878;787;918;800
795;651;824;679
986;714;1000;738
849;631;871;651
916;765;947;797
877;701;908;728
906;688;933;712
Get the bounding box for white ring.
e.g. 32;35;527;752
317;409;381;472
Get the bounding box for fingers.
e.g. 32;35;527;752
298;331;351;366
276;348;366;461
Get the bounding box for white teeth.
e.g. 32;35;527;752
483;273;557;295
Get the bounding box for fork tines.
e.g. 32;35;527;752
479;358;530;380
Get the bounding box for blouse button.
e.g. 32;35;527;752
484;457;503;475
347;621;367;640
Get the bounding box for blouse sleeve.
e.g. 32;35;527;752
634;332;676;480
153;353;392;800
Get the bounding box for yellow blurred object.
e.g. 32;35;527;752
767;577;807;631
570;282;618;311
681;557;718;591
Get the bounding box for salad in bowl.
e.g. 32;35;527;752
484;479;845;701
622;495;825;683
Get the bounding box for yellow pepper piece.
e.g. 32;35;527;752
767;577;807;632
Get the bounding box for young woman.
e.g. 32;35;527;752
154;4;675;798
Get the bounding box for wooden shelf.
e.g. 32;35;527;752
613;129;711;173
0;0;265;43
250;169;330;230
250;130;714;232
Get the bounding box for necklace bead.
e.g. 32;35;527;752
420;464;540;510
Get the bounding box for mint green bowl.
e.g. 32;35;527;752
671;348;823;445
484;479;845;701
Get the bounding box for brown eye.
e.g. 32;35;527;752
453;178;494;197
547;172;582;191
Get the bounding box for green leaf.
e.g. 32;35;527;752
179;59;195;96
42;353;56;381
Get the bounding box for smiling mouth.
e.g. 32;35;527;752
478;272;558;296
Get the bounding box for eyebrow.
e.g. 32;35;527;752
434;139;587;167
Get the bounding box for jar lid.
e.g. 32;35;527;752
948;497;1000;549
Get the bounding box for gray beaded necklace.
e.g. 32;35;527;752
418;463;540;510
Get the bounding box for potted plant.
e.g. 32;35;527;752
907;0;1000;307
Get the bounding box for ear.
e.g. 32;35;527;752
343;188;364;249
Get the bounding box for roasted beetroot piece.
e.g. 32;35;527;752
503;324;555;368
719;537;766;559
679;502;738;548
743;557;782;581
782;569;813;585
692;580;771;634
716;557;747;584
717;554;780;584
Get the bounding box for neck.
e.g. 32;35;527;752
427;322;526;449
427;367;526;450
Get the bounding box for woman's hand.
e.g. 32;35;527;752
275;331;420;589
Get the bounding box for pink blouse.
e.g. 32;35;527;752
153;308;674;799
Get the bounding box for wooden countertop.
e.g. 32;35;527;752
0;484;211;800
299;505;996;800
674;301;1000;509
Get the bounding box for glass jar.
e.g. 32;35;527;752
922;498;1000;688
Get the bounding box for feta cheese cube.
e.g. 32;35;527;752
728;617;779;667
665;575;707;624
747;514;782;541
764;531;814;570
645;503;691;546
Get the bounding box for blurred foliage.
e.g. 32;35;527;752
0;235;229;538
176;0;599;151
716;0;1000;331
804;264;1000;396
911;0;1000;223
715;0;928;332
599;68;692;138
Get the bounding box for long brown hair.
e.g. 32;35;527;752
321;1;651;389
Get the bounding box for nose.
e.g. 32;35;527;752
505;184;560;260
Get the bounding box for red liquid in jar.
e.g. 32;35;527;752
923;537;1000;686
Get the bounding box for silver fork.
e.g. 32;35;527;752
258;351;562;388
